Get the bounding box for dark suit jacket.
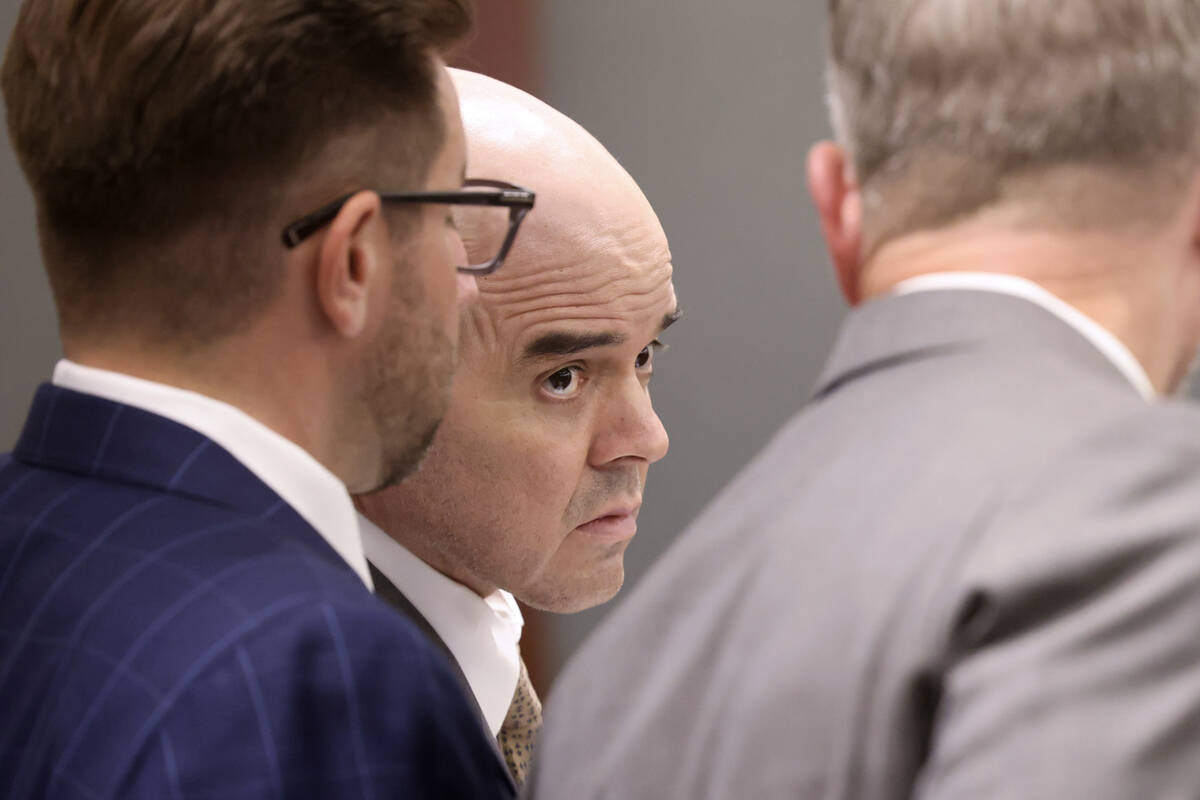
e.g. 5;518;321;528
367;563;497;738
0;384;514;799
535;290;1200;799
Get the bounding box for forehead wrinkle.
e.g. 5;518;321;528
483;263;633;303
559;208;671;276
492;293;676;347
486;266;674;328
465;239;673;365
480;218;672;309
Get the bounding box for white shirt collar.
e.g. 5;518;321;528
892;272;1156;401
51;359;372;588
358;512;523;736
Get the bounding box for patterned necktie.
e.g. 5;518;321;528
497;658;542;786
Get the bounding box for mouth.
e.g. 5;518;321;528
575;504;641;540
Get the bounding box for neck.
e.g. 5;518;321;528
407;536;498;598
858;222;1196;394
62;333;365;484
355;494;499;599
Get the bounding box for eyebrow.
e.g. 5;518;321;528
520;308;682;362
522;331;627;361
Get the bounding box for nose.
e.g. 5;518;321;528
589;378;670;468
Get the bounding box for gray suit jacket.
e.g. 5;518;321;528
532;290;1200;799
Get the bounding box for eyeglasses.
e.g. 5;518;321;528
281;178;536;275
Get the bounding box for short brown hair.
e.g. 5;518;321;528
826;0;1200;248
3;0;471;343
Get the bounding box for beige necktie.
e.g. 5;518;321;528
497;658;542;785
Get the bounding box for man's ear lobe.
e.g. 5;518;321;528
807;141;865;305
316;191;384;339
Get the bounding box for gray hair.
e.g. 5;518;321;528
826;0;1200;241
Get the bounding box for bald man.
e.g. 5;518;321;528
354;69;679;786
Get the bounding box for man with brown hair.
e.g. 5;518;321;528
0;1;520;797
534;1;1200;797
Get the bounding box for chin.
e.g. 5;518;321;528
518;567;625;614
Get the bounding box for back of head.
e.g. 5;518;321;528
827;0;1200;249
3;0;470;346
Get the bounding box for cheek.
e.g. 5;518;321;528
447;410;588;523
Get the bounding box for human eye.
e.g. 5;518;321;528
635;340;665;370
541;365;585;399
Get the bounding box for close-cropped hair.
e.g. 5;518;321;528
826;0;1200;247
2;0;471;344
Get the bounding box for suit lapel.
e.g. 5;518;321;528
368;563;463;675
367;562;515;783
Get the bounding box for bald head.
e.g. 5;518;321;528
452;68;606;171
450;68;664;281
357;70;676;614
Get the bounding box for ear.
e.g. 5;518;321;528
315;191;386;339
807;141;864;305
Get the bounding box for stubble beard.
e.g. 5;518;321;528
514;466;645;613
359;277;457;492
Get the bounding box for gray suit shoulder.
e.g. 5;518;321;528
918;397;1200;799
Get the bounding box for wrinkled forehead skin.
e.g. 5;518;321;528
449;69;676;355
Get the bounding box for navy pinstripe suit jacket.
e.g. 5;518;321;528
0;384;515;799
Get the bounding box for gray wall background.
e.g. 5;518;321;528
0;2;842;671
1;3;57;452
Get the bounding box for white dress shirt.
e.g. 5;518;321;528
893;272;1156;401
52;359;372;588
358;512;523;736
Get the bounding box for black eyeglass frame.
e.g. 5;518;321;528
281;178;536;275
